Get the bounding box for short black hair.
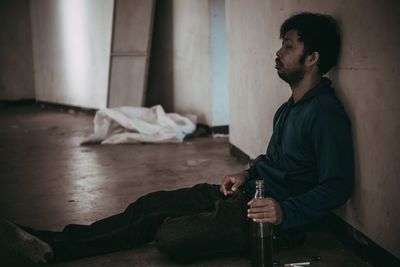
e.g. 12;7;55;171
280;12;341;74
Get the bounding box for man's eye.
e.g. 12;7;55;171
286;45;293;49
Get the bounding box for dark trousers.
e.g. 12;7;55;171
29;183;251;263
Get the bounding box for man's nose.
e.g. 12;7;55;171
276;47;283;57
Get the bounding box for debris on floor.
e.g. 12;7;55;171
81;105;196;145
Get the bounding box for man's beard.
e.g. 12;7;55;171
277;66;306;87
276;53;307;87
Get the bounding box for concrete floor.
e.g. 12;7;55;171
0;103;371;266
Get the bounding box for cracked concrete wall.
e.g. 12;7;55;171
226;0;400;259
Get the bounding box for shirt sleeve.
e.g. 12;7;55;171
279;110;354;229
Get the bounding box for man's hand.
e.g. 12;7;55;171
247;198;283;225
220;171;249;196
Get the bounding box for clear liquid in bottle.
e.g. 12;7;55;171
251;179;273;267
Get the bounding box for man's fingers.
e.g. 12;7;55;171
220;176;237;196
248;206;275;214
220;187;226;195
220;177;231;195
220;172;248;196
247;199;257;206
231;182;239;192
247;199;276;219
246;198;283;225
221;185;230;196
219;182;225;194
248;210;274;218
248;210;279;224
247;198;273;206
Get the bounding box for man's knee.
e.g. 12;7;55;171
155;212;250;263
155;218;192;263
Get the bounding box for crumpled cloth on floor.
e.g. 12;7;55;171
81;105;196;145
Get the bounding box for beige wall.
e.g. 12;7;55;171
30;0;114;109
0;0;35;100
147;0;212;125
172;0;212;125
226;0;400;259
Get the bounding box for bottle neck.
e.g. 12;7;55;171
254;190;264;200
254;180;265;200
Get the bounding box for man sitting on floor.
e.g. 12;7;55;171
0;12;353;264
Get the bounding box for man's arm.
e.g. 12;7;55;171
279;110;354;229
279;177;352;229
248;109;354;229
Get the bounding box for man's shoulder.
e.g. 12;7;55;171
296;90;351;131
310;94;352;132
309;90;347;116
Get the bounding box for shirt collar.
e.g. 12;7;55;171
289;77;333;106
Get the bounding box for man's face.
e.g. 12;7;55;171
275;30;306;86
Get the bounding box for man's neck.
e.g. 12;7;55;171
290;72;323;103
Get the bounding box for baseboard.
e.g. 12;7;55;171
212;125;229;135
228;142;400;267
0;98;36;106
229;143;251;164
36;101;97;115
0;99;97;115
330;214;400;267
193;124;229;137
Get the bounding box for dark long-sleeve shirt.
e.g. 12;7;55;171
245;78;354;229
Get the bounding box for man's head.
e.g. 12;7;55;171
279;12;341;75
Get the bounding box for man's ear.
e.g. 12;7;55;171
306;51;319;67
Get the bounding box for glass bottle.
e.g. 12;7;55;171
251;179;273;267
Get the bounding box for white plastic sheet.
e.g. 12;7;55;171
81;105;196;145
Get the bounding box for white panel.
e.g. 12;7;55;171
108;0;154;107
30;0;114;109
112;0;154;53
108;57;146;107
